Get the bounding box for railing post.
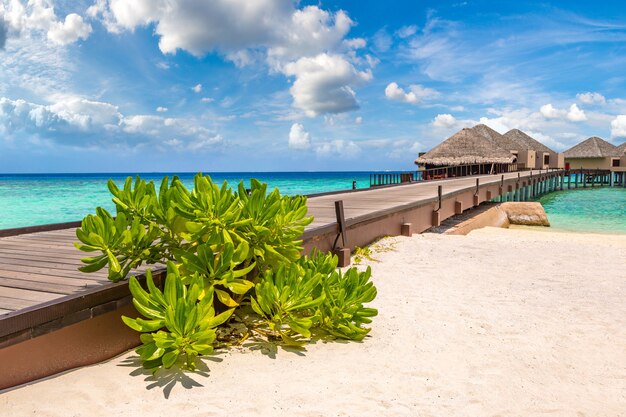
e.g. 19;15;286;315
432;185;443;227
332;200;350;267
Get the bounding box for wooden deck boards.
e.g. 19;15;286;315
0;170;544;318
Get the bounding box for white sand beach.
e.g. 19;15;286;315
1;227;625;416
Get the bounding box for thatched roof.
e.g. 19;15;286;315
616;142;626;155
415;127;515;166
503;129;554;153
471;124;520;152
563;137;621;158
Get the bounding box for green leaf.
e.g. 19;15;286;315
215;289;238;307
162;350;179;368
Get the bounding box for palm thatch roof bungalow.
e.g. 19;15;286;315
415;124;563;179
563;136;624;172
616;141;626;156
415;125;515;178
503;129;564;169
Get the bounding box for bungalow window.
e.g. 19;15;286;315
544;154;550;165
612;159;621;167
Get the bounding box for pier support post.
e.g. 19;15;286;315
455;201;463;215
401;223;412;237
431;210;441;227
486;190;493;201
610;172;614;187
333;248;351;268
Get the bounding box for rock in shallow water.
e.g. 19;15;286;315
500;202;550;226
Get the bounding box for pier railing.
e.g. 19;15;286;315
369;172;415;187
418;163;523;181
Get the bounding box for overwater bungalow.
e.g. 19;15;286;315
415;125;515;179
415;124;563;179
563;136;624;172
502;129;564;170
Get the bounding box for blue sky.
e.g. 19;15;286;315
2;0;626;173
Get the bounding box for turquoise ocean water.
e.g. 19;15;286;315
0;172;379;229
537;187;626;234
1;172;624;233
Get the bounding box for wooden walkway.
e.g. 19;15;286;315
0;170;546;319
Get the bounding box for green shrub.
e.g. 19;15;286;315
76;174;377;371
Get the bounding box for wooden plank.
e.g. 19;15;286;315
0;268;105;286
0;253;84;266
0;277;91;295
0;286;61;303
0;242;82;254
0;256;93;271
0;263;106;279
0;249;83;264
0;297;31;311
0;308;12;315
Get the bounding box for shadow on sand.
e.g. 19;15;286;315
117;355;223;399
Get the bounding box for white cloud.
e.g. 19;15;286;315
539;103;586;122
192;83;202;93
201;97;214;103
385;82;439;105
355;116;362;124
283;53;372;117
288;123;311;149
98;1;351;61
567;103;587;122
577;92;606;105
156;106;168;112
2;1;91;46
315;139;360;156
47;13;91;45
396;25;418;39
540;103;563;119
266;6;353;66
93;1;370;117
0;96;221;150
432;113;456;127
610;115;626;138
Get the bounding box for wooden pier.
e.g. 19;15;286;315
1;168;624;389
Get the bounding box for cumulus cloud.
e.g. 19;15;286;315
97;1;352;61
1;1;91;46
288;123;311;149
0;96;222;150
92;1;370;117
156;106;168;112
192;83;202;93
432;113;456;127
540;103;563;119
201;97;214;103
355;116;362;124
284;54;372;117
385;82;439;105
567;103;587;122
610;115;626;138
577;92;606;105
47;13;91;45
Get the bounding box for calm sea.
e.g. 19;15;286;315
2;172;624;233
0;172;382;229
538;187;626;234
